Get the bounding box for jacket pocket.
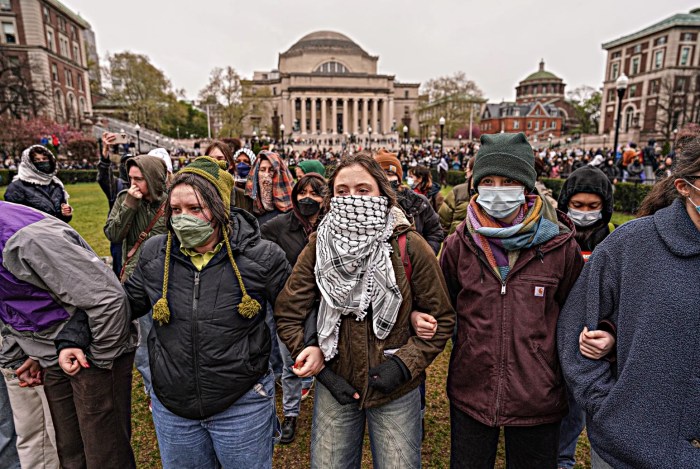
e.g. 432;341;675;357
529;339;559;385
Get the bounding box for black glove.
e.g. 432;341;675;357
368;357;411;394
316;367;359;405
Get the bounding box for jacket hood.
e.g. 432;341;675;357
227;207;262;252
654;198;700;258
557;166;614;225
127;155;168;200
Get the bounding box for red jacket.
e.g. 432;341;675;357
441;212;584;426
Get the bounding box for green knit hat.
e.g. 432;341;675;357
297;159;326;178
179;156;235;211
473;132;536;191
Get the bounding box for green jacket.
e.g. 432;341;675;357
439;183;471;236
104;156;168;280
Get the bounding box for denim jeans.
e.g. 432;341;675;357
311;382;421;469
0;374;20;469
277;335;301;417
450;402;560;469
151;370;279;469
135;313;153;395
265;304;283;379
557;388;586;468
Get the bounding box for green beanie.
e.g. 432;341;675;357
297;160;326;178
472;132;536;191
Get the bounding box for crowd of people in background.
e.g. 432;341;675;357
1;127;698;469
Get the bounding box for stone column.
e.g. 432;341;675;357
342;98;349;135
372;99;379;134
310;97;317;134
321;97;327;134
362;98;369;134
353;99;359;135
331;99;338;134
388;97;395;133
300;97;307;134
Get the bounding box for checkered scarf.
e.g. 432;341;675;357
245;151;294;214
315;196;403;361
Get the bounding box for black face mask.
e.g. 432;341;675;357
297;197;321;217
34;161;52;173
390;180;401;192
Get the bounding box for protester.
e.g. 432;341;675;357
555;166;617;469
407;164;444;212
375;149;444;253
0;200;137;469
295;159;326;179
558;132;700;469
439;156;475;235
104;155;169;406
275;152;455;468
260;173;327;444
440;133;584;468
123;157;290;469
244;151;294;225
4;145;73;223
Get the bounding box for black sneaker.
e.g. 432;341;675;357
280;416;297;444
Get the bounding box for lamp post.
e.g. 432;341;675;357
368;126;372;150
612;73;629;162
134;124;141;154
439;116;445;156
403;125;409;157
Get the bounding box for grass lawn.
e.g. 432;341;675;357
2;182;621;468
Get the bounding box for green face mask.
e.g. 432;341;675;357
171;214;214;248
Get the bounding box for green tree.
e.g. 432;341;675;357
104;51;176;129
160;100;208;139
420;71;484;137
567;85;602;135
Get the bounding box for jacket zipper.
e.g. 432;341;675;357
191;272;204;417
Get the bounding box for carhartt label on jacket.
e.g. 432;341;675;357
534;286;545;297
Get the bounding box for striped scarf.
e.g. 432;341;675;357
245;151;294;215
466;194;560;280
315;196;403;361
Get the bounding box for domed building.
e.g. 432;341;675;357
244;31;420;141
480;60;576;139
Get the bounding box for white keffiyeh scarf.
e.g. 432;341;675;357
14;145;69;200
315;195;403;360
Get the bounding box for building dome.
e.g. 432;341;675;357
283;30;371;57
521;59;562;83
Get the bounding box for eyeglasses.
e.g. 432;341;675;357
685;175;700;181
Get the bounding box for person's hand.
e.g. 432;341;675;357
579;327;615;360
60;203;73;216
127;184;143;201
58;348;90;376
16;358;42;387
291;346;324;378
102;132;117;157
410;311;437;340
368;357;411;394
316;367;360;405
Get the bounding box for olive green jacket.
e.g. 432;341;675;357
439;183;471;236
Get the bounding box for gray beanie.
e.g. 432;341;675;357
473;132;536;191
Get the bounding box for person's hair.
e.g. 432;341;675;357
409;165;433;192
637;131;700;217
165;172;231;233
324;152;397;212
466;156;476;171
292;173;328;233
204;141;234;169
221;138;241;153
29;146;54;162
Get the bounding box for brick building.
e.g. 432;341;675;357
0;0;93;125
599;8;700;144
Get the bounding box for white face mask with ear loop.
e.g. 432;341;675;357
683;179;700;214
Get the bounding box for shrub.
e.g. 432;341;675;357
66;139;99;161
430;169;466;186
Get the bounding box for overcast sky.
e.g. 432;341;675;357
65;0;697;101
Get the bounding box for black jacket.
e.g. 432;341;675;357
397;189;444;254
4;179;71;223
260;210;308;266
124;208;291;419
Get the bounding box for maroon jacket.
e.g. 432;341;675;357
441;212;584;426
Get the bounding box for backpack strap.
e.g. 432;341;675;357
398;233;412;286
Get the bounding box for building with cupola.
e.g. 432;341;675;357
480;60;576;139
243;31;421;141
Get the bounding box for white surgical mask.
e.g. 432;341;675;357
477;186;525;219
567;208;602;227
406;176;415;187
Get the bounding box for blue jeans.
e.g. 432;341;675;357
0;376;20;469
265;305;283;379
558;387;586;468
135;313;153;395
277;336;301;417
311;382;421;469
151;371;279;469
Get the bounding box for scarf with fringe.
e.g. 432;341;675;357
14;145;69;201
244;151;294;215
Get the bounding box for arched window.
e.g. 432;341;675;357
54;89;65;123
66;92;78;127
314;61;349;74
624;106;635;131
